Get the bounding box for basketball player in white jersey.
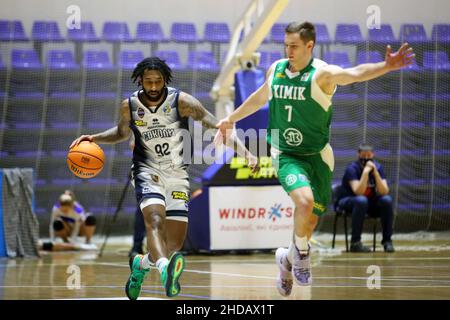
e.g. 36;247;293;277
70;57;257;299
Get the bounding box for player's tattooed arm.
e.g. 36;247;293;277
178;92;259;173
70;100;131;148
178;92;218;129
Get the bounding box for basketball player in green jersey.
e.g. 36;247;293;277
216;21;414;295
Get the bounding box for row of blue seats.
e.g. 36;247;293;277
1;48;450;71
2;49;221;71
2;20;450;44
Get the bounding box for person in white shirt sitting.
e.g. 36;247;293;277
49;192;96;245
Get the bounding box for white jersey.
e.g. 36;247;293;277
129;88;190;170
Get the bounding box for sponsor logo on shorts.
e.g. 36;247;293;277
151;174;159;183
172;191;189;201
134;120;147;126
283;128;303;146
137;108;145;118
142;186;151;194
285;174;297;186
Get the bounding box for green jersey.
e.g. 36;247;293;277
267;58;334;156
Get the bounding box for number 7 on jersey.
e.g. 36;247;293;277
285;105;293;122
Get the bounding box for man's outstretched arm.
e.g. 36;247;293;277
317;43;415;92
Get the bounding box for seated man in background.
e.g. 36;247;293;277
49;192;97;246
339;143;394;253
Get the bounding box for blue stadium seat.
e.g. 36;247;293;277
399;24;428;43
187;51;219;71
315;23;331;44
356;51;383;64
270;23;288;43
32;21;64;42
258;51;282;70
47;50;81;99
119;50;144;69
423;51;450;70
335;23;364;44
204;23;230;43
11;49;43;69
47;50;79;69
83;50;114;69
0;20;28;41
323;51;352;68
171;23;198;43
82;51;117;99
102;22;132;42
432;24;450;43
136;22;167;42
402;58;421;71
153;50;183;70
10;50;45;98
368;24;396;44
67;21;99;42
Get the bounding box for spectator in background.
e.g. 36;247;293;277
338;143;395;253
50;192;97;245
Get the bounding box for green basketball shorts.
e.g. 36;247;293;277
272;143;334;216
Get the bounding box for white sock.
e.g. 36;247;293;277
141;254;154;270
156;257;169;274
295;234;309;253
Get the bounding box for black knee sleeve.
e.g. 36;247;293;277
85;215;96;226
53;220;64;231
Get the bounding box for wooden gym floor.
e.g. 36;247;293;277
1;237;450;300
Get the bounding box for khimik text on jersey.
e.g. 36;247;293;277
273;85;306;100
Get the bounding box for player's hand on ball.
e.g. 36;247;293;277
69;135;94;149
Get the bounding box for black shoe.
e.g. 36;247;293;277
350;241;371;253
383;241;395;253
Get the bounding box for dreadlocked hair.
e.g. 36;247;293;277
131;57;173;86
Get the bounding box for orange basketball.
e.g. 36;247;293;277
67;141;105;179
